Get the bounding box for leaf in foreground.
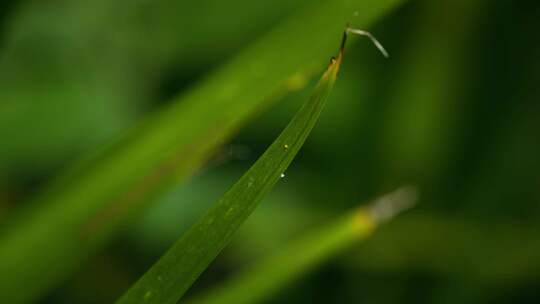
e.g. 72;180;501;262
185;187;417;304
116;42;343;304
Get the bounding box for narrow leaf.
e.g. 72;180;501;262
116;41;344;304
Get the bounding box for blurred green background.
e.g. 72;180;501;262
1;0;539;303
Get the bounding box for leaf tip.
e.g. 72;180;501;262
368;186;418;223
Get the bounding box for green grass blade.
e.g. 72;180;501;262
184;187;417;304
115;46;343;304
0;1;404;302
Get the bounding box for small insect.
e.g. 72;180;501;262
283;144;289;150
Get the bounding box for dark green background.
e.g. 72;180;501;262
0;0;539;303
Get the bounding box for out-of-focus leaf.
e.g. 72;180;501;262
381;0;485;182
0;0;309;178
